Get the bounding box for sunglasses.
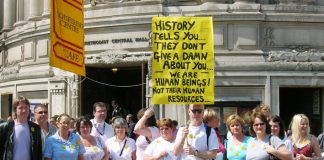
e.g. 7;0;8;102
37;111;48;114
253;123;265;127
191;109;203;114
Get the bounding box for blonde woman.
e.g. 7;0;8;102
225;114;253;160
202;109;225;158
290;114;321;160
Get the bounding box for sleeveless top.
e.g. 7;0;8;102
83;136;106;160
227;136;253;160
293;143;313;157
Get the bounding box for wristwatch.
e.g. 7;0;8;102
194;150;198;157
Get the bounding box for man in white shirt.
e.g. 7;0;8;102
90;102;114;141
174;104;219;160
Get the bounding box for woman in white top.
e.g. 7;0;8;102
246;112;292;160
134;108;160;160
106;118;136;160
77;116;108;160
144;118;177;160
269;115;294;159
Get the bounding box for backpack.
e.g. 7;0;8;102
204;125;211;149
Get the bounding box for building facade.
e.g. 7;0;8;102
1;0;324;134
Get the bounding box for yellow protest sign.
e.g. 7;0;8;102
50;0;85;76
152;17;214;104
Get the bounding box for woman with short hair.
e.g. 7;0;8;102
290;114;321;160
105;117;136;160
202;109;226;159
143;118;177;160
225;114;253;160
44;113;85;160
76;116;108;160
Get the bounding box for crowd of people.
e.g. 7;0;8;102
0;96;324;160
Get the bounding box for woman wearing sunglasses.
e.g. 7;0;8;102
246;112;291;160
143;118;177;160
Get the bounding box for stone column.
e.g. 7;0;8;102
28;0;43;20
0;0;3;31
49;80;67;117
42;0;50;17
2;0;16;31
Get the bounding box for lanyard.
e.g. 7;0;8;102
119;139;128;156
95;123;105;135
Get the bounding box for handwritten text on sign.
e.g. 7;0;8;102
152;17;214;104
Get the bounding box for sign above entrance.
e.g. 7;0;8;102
50;0;86;76
151;17;215;104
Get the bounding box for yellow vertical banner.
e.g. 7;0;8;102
50;0;85;76
152;17;214;104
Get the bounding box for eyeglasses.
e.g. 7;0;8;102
253;123;265;127
191;109;203;114
37;111;48;115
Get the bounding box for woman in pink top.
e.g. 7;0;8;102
134;108;160;160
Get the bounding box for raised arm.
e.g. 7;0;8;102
173;127;188;156
134;108;155;137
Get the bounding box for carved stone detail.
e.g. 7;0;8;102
147;58;152;79
0;64;20;81
279;0;316;5
267;48;324;62
85;50;151;65
263;27;275;47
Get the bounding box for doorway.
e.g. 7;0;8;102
280;88;322;136
1;94;13;119
81;66;146;122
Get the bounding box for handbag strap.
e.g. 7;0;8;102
119;139;128;156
